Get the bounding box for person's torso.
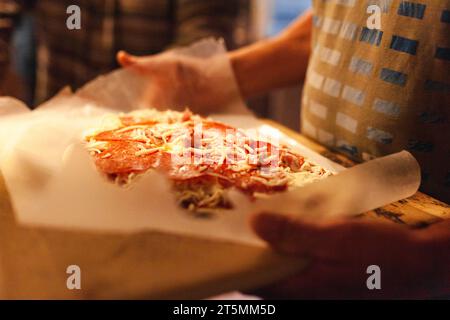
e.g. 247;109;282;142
36;0;245;101
302;0;450;202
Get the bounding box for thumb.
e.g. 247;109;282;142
117;51;139;67
117;51;168;75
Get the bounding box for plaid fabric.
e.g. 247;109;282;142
0;0;20;85
36;0;247;102
302;0;450;202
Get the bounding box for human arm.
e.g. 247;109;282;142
116;9;313;110
229;9;313;98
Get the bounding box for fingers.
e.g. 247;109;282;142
117;51;138;67
249;212;438;299
116;51;162;74
251;211;418;262
117;50;155;68
250;211;331;255
250;212;291;244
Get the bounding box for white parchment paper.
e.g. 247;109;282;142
0;39;421;247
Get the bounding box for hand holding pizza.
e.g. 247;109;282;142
117;51;240;115
249;212;450;299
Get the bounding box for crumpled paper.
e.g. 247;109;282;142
0;39;420;247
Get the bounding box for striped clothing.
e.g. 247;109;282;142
36;0;248;102
302;0;450;202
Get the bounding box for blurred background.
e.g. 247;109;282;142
0;0;310;130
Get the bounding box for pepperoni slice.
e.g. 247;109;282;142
92;127;160;145
156;153;200;179
89;110;309;198
279;149;305;172
94;141;161;174
202;120;235;132
120;116;158;127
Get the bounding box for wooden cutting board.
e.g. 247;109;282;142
0;121;448;299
